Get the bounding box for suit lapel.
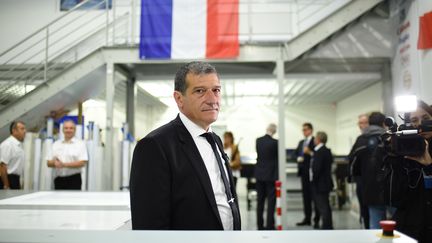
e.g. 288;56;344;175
173;117;223;227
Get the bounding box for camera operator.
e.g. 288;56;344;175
383;100;432;243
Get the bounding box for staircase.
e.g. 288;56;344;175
0;0;384;139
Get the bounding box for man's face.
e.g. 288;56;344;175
174;73;221;130
12;122;26;142
302;126;312;137
358;116;368;131
314;136;322;146
63;121;76;140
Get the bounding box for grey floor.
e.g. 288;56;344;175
236;177;363;231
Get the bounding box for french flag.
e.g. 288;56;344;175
139;0;239;59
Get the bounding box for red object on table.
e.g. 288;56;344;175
380;220;396;237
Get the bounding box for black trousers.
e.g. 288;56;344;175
300;174;320;224
0;174;20;189
54;173;82;190
355;177;370;229
256;180;276;230
312;187;333;229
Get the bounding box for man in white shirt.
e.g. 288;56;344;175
47;120;88;190
0;121;26;190
130;61;240;230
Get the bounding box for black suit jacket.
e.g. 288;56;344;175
129;115;239;230
255;134;278;181
295;137;315;177
311;145;334;193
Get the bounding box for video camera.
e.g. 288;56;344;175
382;115;432;157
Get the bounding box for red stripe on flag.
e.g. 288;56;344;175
418;12;432;50
206;0;239;58
277;208;282;215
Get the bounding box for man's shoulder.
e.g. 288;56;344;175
0;136;14;147
138;119;179;144
354;134;370;146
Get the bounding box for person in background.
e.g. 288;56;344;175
358;114;369;133
0;121;26;190
348;113;370;229
255;123;278;230
310;131;334;230
350;112;393;229
47;120;88;190
295;122;320;228
130;61;241;230
383;100;432;243
223;131;241;188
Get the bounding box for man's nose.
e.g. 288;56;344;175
204;89;219;101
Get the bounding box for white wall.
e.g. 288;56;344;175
216;103;337;157
0;0;61;53
334;82;383;155
417;1;432;105
391;0;432;105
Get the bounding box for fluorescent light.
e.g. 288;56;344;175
395;95;417;112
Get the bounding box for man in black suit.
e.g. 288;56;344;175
295;122;320;227
130;61;240;230
311;131;334;229
255;123;278;230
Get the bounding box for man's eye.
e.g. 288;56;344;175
213;88;221;93
195;89;205;94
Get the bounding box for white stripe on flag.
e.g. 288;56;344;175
172;0;207;59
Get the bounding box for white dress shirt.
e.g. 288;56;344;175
0;136;25;176
304;135;313;149
310;143;324;182
47;137;88;178
179;112;233;230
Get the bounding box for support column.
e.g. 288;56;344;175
382;61;394;117
105;62;115;188
276;46;287;230
126;76;136;137
78;102;83;125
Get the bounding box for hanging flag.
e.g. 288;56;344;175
417;11;432;50
140;0;239;59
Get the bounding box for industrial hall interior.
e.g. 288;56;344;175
0;0;431;243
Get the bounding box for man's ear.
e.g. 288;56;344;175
173;91;183;108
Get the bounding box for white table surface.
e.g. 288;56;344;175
0;209;130;230
0;191;131;230
0;229;417;243
0;191;129;206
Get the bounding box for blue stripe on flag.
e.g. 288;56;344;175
140;0;173;59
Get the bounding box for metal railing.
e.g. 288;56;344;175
0;0;132;109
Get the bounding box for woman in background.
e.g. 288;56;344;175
223;131;241;188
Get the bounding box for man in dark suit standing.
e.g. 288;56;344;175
130;61;241;230
295;123;320;227
311;131;334;229
255;123;278;230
